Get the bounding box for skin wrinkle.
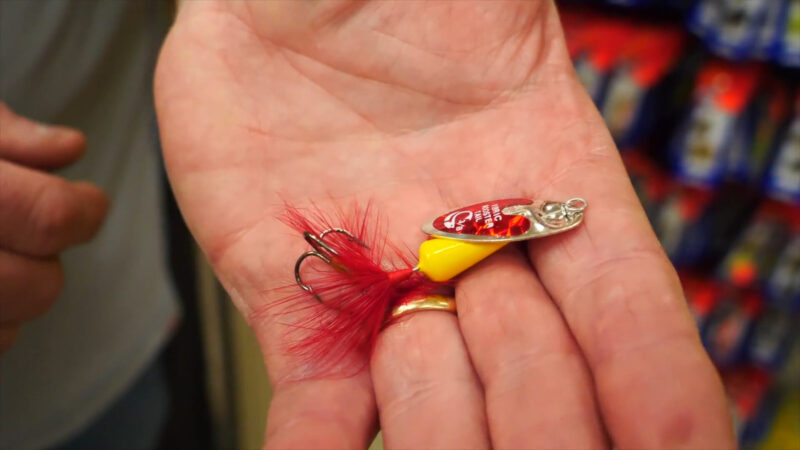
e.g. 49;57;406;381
158;20;283;173
19;174;55;248
223;283;251;323
310;0;371;29
369;0;544;70
266;385;374;446
578;213;599;255
592;334;707;400
554;235;577;264
511;59;577;98
374;316;487;441
262;311;373;382
374;2;528;56
240;124;352;145
204;206;273;269
399;97;504;138
260;34;514;138
269;373;373;403
503;7;550;83
458;273;544;338
592;296;697;371
277;48;387;134
242;3;553;112
216;39;267;141
484;357;597;442
176;137;413;215
231;2;575;144
544;142;614;191
544;200;656;263
169;155;277;177
457;283;584;379
33;181;88;255
211;9;378;141
270;41;495;110
170;131;299;171
216;38;353;147
241;287;282;329
183;12;262;102
379;377;461;420
370;27;469;62
235;18;552;204
541;120;615;180
489;412;599;450
556;246;673;311
490;138;524;194
482;344;582;393
509;2;573;87
165;4;572;158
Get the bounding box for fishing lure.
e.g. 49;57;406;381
276;197;587;373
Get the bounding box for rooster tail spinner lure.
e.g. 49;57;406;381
281;198;587;371
418;197;588;281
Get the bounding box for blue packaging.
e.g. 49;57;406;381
766;234;800;311
689;0;773;62
747;308;796;370
764;107;800;204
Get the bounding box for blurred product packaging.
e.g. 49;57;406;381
560;1;800;446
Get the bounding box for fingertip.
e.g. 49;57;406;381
71;181;111;236
34;125;87;169
0;104;87;169
44;124;87;153
73;180;110;206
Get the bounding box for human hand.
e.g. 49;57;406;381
155;1;735;448
0;103;109;354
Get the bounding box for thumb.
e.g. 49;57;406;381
0;102;87;170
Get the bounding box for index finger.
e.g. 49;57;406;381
527;104;735;448
0;160;108;256
0;103;86;170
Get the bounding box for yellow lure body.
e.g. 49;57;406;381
416;237;507;282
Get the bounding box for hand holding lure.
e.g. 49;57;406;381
278;197;587;373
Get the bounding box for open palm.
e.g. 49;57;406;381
155;1;734;449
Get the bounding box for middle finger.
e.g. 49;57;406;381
457;246;607;449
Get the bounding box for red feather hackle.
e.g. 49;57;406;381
267;202;447;376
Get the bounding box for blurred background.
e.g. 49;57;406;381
558;1;799;448
159;1;800;449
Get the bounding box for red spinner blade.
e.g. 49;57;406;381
421;197;588;242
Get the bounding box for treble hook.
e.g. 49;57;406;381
294;228;366;303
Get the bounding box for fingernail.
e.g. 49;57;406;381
36;123;54;135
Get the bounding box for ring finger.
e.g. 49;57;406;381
371;309;489;449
